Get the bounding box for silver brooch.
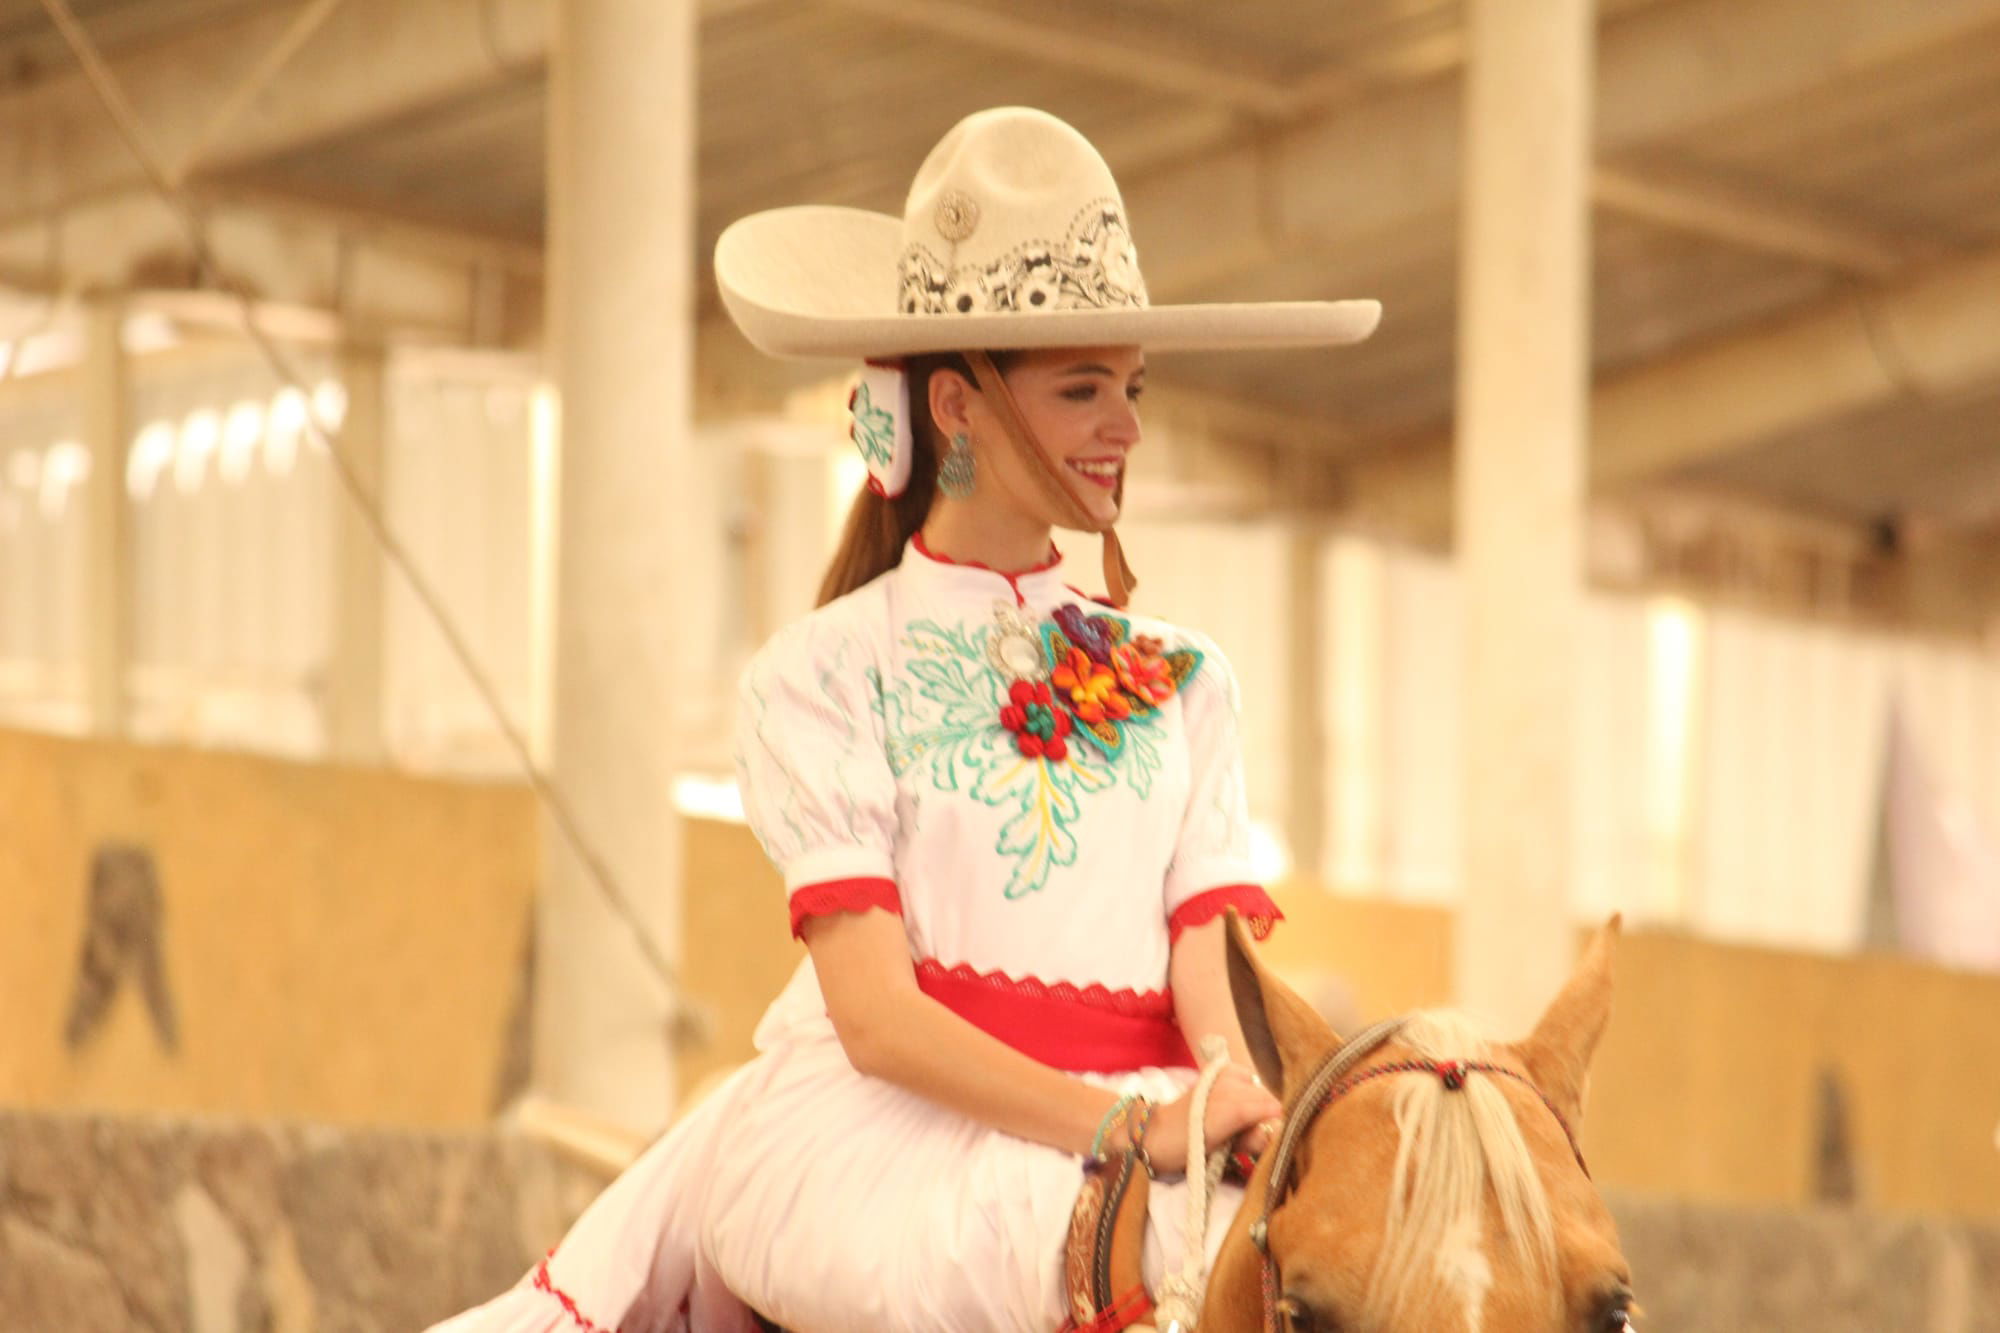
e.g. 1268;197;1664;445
987;601;1046;681
935;189;980;242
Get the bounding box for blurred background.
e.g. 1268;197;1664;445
2;0;1998;1328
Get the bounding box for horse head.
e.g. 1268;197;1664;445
1202;915;1634;1333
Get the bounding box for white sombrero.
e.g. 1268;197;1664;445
715;106;1382;361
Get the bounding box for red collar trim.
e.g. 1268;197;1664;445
910;532;1063;606
911;530;1063;577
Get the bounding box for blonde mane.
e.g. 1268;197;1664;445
1362;1010;1558;1332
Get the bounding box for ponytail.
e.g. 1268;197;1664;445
814;463;934;607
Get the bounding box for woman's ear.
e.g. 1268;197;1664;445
927;366;975;440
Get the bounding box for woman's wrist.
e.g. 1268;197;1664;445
1089;1092;1139;1161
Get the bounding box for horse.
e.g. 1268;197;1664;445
1193;911;1636;1333
751;914;1634;1333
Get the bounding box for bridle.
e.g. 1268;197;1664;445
1245;1018;1591;1333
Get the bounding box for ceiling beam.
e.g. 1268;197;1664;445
0;0;549;229
1339;239;2000;545
9;0;1992;282
1124;0;2000;299
813;0;1296;115
1592;160;1932;278
0;187;540;347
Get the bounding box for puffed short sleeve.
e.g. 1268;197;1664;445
734;611;902;938
1163;637;1282;943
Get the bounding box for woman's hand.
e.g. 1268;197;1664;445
1137;1065;1282;1176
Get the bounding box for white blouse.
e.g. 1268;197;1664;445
734;538;1273;1002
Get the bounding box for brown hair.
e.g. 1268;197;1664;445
814;350;1021;606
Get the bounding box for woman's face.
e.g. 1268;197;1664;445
953;345;1145;530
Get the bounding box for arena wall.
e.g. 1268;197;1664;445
7;727;1996;1222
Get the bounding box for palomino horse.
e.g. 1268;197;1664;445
1196;912;1636;1333
754;915;1632;1333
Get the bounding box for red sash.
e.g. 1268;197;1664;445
915;960;1194;1072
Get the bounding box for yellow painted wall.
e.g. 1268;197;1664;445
1261;884;2000;1219
7;727;1996;1218
0;727;535;1126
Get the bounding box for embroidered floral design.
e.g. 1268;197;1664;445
848;378;895;470
898;199;1147;316
1000;679;1072;761
883;617;1155;899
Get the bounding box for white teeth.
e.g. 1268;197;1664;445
1068;460;1122;479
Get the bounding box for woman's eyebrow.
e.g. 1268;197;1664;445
1055;362;1145;378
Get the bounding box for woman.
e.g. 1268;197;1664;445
435;106;1378;1333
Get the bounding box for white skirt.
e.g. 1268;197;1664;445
431;970;1242;1333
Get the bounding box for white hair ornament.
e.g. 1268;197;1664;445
848;359;913;498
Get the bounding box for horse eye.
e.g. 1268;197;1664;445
1596;1301;1633;1331
1278;1296;1332;1333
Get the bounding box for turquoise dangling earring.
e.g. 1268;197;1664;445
938;431;977;499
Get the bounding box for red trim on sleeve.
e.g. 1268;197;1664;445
534;1253;612;1333
1168;884;1282;945
789;876;902;939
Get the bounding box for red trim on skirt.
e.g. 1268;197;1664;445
915;959;1194;1072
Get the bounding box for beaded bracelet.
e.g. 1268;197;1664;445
1090;1092;1139;1162
1129;1097;1157;1177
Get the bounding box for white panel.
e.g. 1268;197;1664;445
1382;547;1461;903
1572;592;1654;925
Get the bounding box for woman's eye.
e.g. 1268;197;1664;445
1126;384;1144;402
1061;384;1096;401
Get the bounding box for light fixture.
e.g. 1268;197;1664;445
127;421;175;500
175;409;221;495
220;400;264;485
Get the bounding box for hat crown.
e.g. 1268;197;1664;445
897;108;1149;319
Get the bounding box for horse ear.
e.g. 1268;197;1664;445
1226;910;1340;1099
1515;913;1620;1130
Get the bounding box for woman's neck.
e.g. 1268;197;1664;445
919;501;1056;575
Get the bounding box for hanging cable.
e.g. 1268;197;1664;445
36;0;685;1013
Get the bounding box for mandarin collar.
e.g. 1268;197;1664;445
899;532;1068;607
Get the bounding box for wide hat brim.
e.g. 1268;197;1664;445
716;205;1382;361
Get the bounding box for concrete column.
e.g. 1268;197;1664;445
538;0;694;1127
80;298;131;736
1453;0;1596;1031
326;342;387;764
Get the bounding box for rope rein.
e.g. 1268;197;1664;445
1151;1034;1234;1332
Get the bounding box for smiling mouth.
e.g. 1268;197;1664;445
1067;458;1123;489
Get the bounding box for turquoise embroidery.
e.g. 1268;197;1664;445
850;379;895;470
881;614;1178;899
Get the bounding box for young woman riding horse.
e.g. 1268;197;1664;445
430;107;1633;1333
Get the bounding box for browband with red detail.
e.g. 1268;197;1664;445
1247;1017;1590;1333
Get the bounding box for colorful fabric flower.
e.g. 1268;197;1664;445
1000;678;1072;762
1053;646;1132;726
1111;635;1177;709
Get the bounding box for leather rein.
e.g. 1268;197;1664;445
1245;1018;1590;1333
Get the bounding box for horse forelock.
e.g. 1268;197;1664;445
1359;1010;1558;1332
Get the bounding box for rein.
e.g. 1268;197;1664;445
1245;1019;1590;1333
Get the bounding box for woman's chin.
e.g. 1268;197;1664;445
1054;501;1120;532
